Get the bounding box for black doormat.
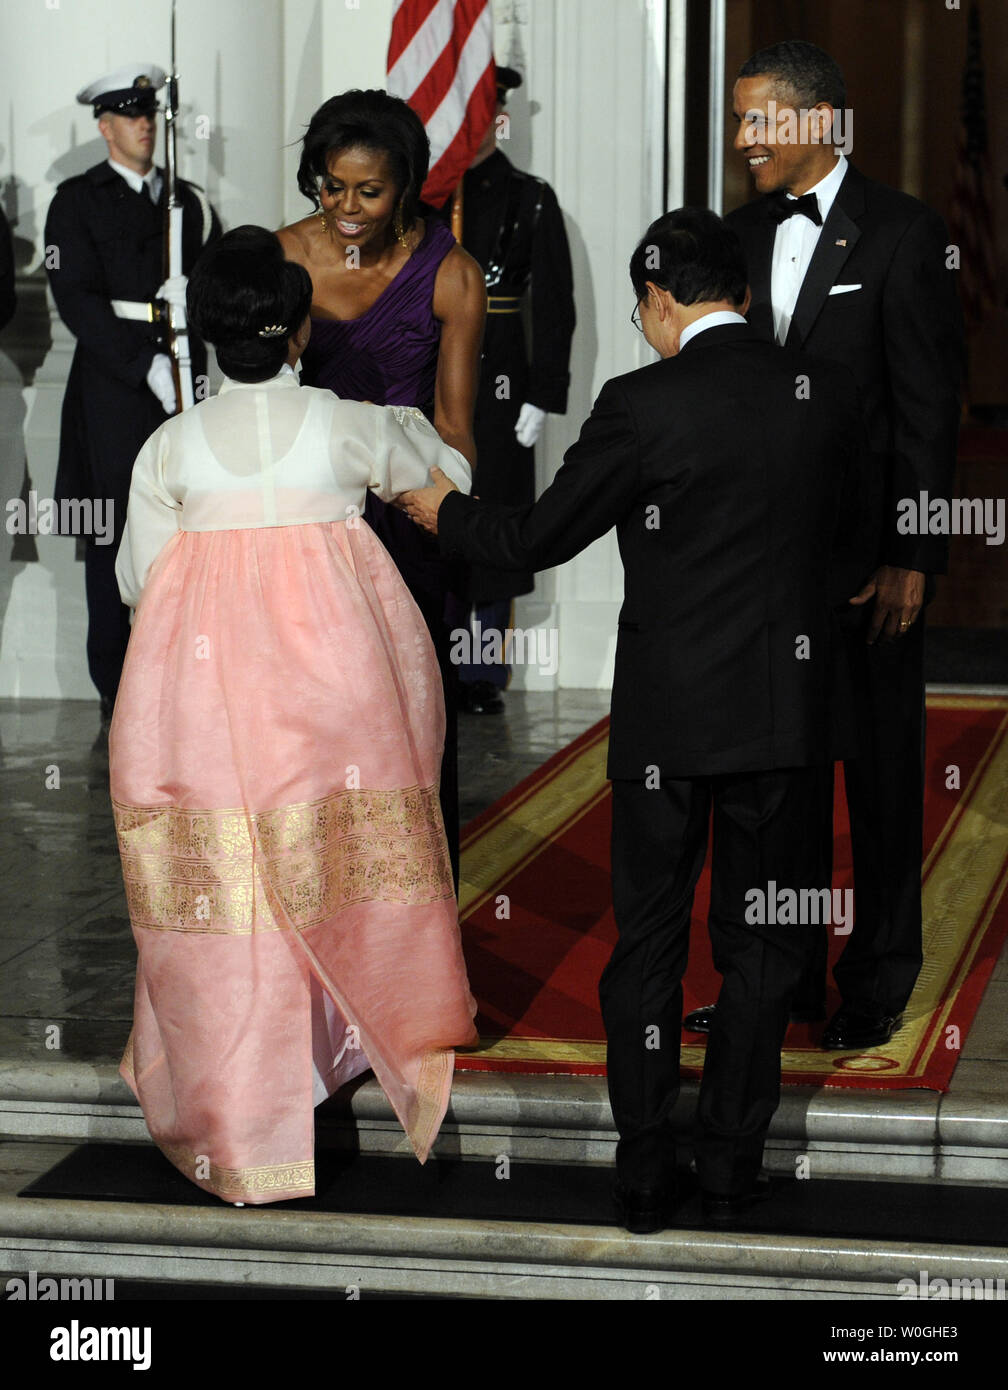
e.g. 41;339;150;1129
926;628;1008;684
17;1141;1008;1244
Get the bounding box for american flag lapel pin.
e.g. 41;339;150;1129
836;238;847;247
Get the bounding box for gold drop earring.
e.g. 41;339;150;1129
393;201;409;249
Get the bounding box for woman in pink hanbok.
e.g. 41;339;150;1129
110;227;477;1205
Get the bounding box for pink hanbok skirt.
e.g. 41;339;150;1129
109;519;478;1204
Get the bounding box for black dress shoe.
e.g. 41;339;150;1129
821;1005;902;1051
612;1180;674;1235
685;1000;826;1034
460;680;504;715
683;1003;716;1033
701;1174;771;1227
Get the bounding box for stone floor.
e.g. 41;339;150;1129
0;682;1006;1105
0;690;610;1068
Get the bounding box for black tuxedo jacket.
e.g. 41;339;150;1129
726;162;963;574
438;322;873;780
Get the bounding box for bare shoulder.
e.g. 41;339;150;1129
433;243;487;319
276;215;319;265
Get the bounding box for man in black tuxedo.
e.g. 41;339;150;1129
402;208;870;1230
682;42;963;1052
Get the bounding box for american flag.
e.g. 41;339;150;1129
387;0;497;210
948;3;998;327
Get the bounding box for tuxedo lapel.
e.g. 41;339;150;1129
784;166;866;349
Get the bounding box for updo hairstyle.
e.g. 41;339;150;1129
186;226;314;383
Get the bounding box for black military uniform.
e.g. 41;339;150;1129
0;207;15;331
461;147;575;593
46;67;220;718
432;68;575;708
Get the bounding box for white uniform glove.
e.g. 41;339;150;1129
147;353;177;416
156;275;189;315
515;401;546;449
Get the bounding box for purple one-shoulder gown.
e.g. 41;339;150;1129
299;220;463;884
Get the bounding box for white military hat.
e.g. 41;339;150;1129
76;65;166;116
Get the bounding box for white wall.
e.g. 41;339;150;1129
0;0;287;696
0;0;672;698
509;0;667;690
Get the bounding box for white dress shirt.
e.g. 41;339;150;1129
678;309;748;352
108;158;163;205
770;154;848;345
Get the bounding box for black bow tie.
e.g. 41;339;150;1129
768;191;822;226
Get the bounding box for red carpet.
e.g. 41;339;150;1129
456;694;1008;1090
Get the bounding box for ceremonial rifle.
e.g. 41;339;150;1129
161;0;194;411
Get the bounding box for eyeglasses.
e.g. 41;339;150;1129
631;302;643;332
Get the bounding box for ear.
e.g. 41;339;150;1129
810;103;833;144
741;285;752;317
644;281;668;319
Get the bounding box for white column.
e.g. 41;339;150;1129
508;0;671;690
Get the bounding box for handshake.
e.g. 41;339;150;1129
397;467;460;536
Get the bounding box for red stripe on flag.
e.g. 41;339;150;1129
387;0;443;71
421;57;497;207
399;0;486;123
405;38;465;124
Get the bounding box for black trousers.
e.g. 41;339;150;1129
84;536;131;704
601;767;821;1197
796;612;926;1016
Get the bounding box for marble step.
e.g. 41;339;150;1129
1;1061;1006;1185
2;1141;1007;1301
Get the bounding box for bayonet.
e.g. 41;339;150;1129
161;0;194;411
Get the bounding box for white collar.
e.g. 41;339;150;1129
787;153;848;219
678;310;748;352
218;363;299;395
107;159;162;199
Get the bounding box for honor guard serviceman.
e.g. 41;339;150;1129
45;65;221;739
436;66;576;713
0;207;15;331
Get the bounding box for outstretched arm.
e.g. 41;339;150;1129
401;378;640;575
431;244;486;467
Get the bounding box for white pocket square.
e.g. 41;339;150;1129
829;283;862;295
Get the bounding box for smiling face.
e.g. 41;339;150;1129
98;110;157;174
318;146;402;247
732;75;837;196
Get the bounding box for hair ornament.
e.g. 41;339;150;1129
258;324;288;338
